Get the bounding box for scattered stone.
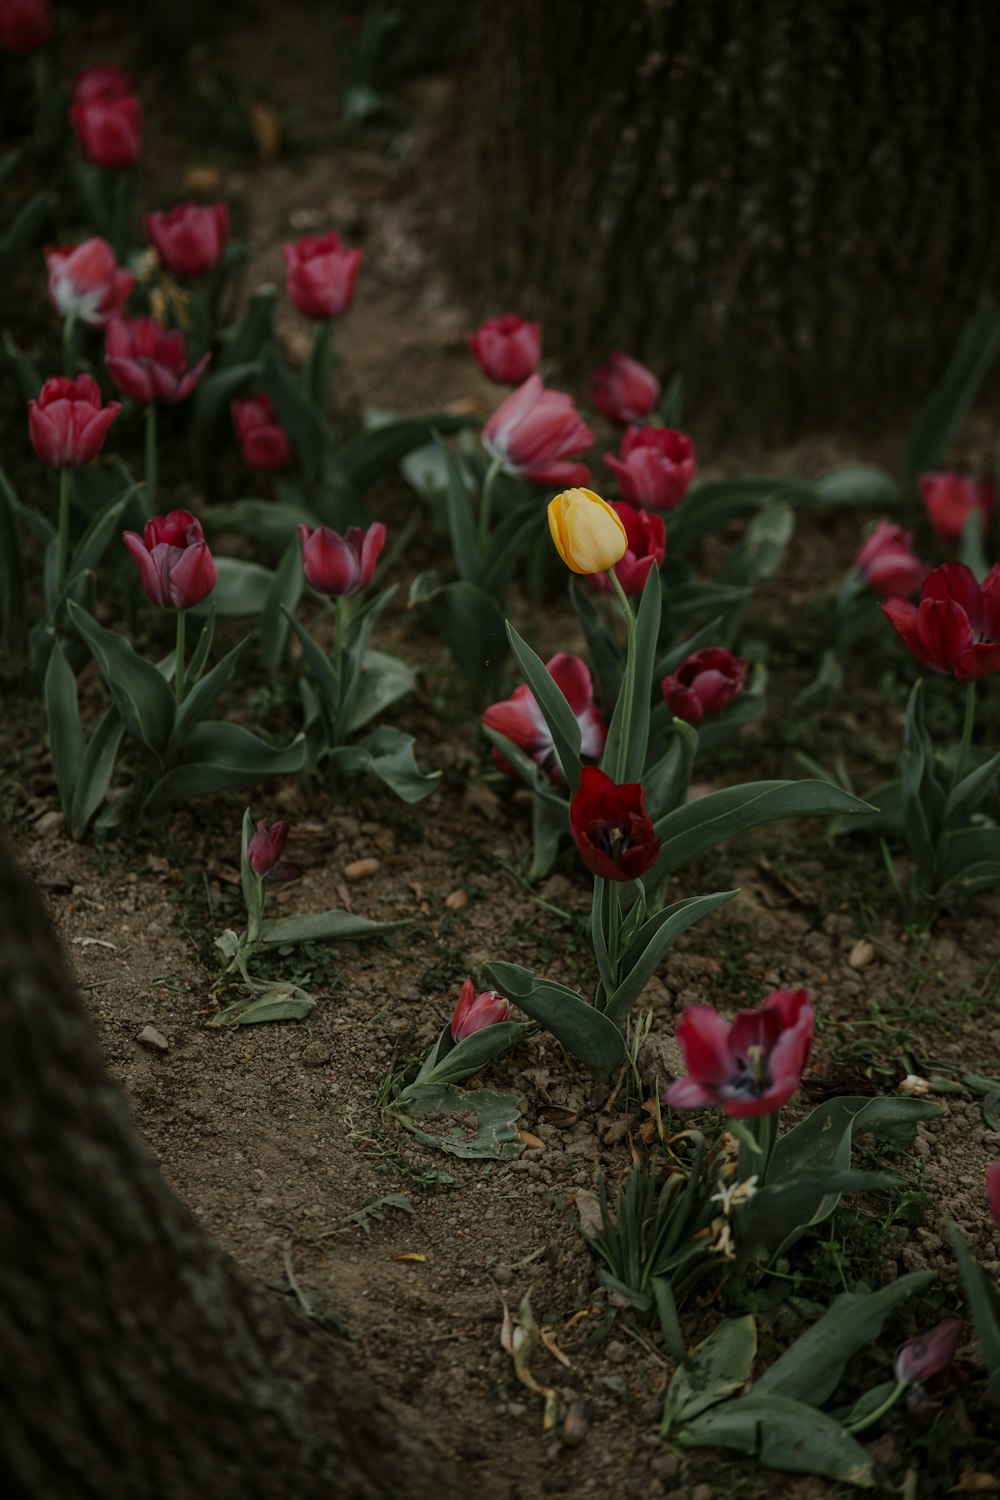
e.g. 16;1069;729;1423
848;938;875;969
445;889;468;910
605;1340;628;1364
300;1041;332;1068
138;1025;169;1052
561;1401;588;1448
344;858;380;881
34;810;62;836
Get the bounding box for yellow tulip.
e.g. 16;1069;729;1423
547;487;628;574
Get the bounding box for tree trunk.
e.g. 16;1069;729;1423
0;831;457;1500
458;0;1000;441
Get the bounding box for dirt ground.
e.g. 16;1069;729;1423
5;6;1000;1497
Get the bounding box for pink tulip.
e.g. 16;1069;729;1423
605;425;695;510
588;501;665;596
987;1161;1000;1229
449;977;511;1042
664;989;814;1118
482;652;607;783
28;375;121;468
122;510;217;610
105;318;211;405
283;232;361;320
0;0;51;53
231;393;292;471
881;561;1000;681
45;238;135;328
894;1317;964;1419
854;519;929;597
662;648;747;727
144;203;230;280
920;473;995;546
590;351;661;426
482;374;593;487
246;819;304;884
298;522;385;597
466;314;541;385
70;83;143;169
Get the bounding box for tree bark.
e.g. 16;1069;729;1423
0;832;457;1500
458;0;1000;441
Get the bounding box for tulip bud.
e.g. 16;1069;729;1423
246;819;303;884
449;977;512;1042
547;487;628;575
987;1160;1000;1230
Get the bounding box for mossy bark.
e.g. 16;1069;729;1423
0;832;456;1500
459;0;1000;440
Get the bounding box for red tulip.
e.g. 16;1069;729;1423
28;375;121;468
482;374;593;487
920;472;995;545
45;238;135;327
449;977;512;1042
0;0;51;53
144;202;230;280
122;510;217;610
70;85;143;170
283;232;361;320
246;819;304;884
605;425;695;510
482;652;608;783
588;501;665;596
71;66;133;104
590;351;661;426
105;318;211;405
231;393;292;472
298;522;386;597
988;1161;1000;1229
662;647;747;726
881;562;1000;681
664;989;814;1118
894;1317;964;1418
569;767;660;882
854;519;929;597
466;314;541;385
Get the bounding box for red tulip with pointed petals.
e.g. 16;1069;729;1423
231;393;292;471
466;314;541;385
28;375;121;468
854;519;929;598
881;562;1000;681
569;767;660;882
298;522;385;597
449;977;512;1042
283;232;361;320
122;510;217;610
590;352;660;426
587;501;665;597
247;819;304;885
144;202;230;280
605;425;695;510
105;318;211;405
664;990;814;1118
482;375;593;487
70;84;143;169
662;647;747;727
920;473;995;545
482;653;607;783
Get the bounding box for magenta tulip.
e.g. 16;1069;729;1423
231;393;292;472
920;472;995;546
144;203;230;280
45;238;135;328
482;652;607;783
881;562;1000;681
854;519;929;597
247;819;304;884
298;522;385;597
662;648;747;727
664;989;814;1118
283;232;361;320
105;318;211;405
482;374;593;487
0;0;51;53
988;1161;1000;1229
122;510;217;610
588;501;665;596
590;351;661;426
894;1317;964;1418
605;425;695;510
70;77;143;169
28;375;121;469
71;66;133;104
449;977;512;1042
466;314;541;385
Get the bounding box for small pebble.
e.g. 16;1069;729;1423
344;858;380;881
138;1025;168;1052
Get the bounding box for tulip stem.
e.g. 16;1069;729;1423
844;1378;906;1435
951;680;977;792
56;466;71;592
174;609;187;705
62;309;77;376
608;568;638;782
477;454;504;561
145;403;158;513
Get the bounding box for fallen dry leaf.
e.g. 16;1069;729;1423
250;101;281;161
392;1253;426;1263
444;889;468;910
516;1129;546;1151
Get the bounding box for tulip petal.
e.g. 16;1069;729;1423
674;1005;735;1087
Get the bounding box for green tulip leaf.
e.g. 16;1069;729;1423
44;641;85;824
603;564;661;784
808;463;899;509
260;537;304;686
606;889;738;1029
662;1315;757;1433
67;601;176;755
506;623;583;792
907;298;1000;476
678;1395;875;1487
188;557;278;618
407;1020;526;1092
345;649;419;733
336;413;472;494
947;1222;1000;1399
483;960;625;1078
257;910;411;944
329;726;440;803
174;637;249;739
70;706;125;837
390;1083;523;1160
143;722;306;812
207;983;316;1027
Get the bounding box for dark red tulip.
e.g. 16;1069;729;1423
605;425;695;510
105;318;211;406
590;351;660;426
28;375;121;468
144;203;230;280
298;522;385;597
588;500;665;596
466;314;541;385
70;77;143;169
664;989;815;1118
987;1161;1000;1230
247;819;303;884
482;652;607;782
231;393;292;472
283;232;361;320
0;0;52;53
662;648;747;727
122;510;217;610
881;562;1000;681
569;767;660;882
